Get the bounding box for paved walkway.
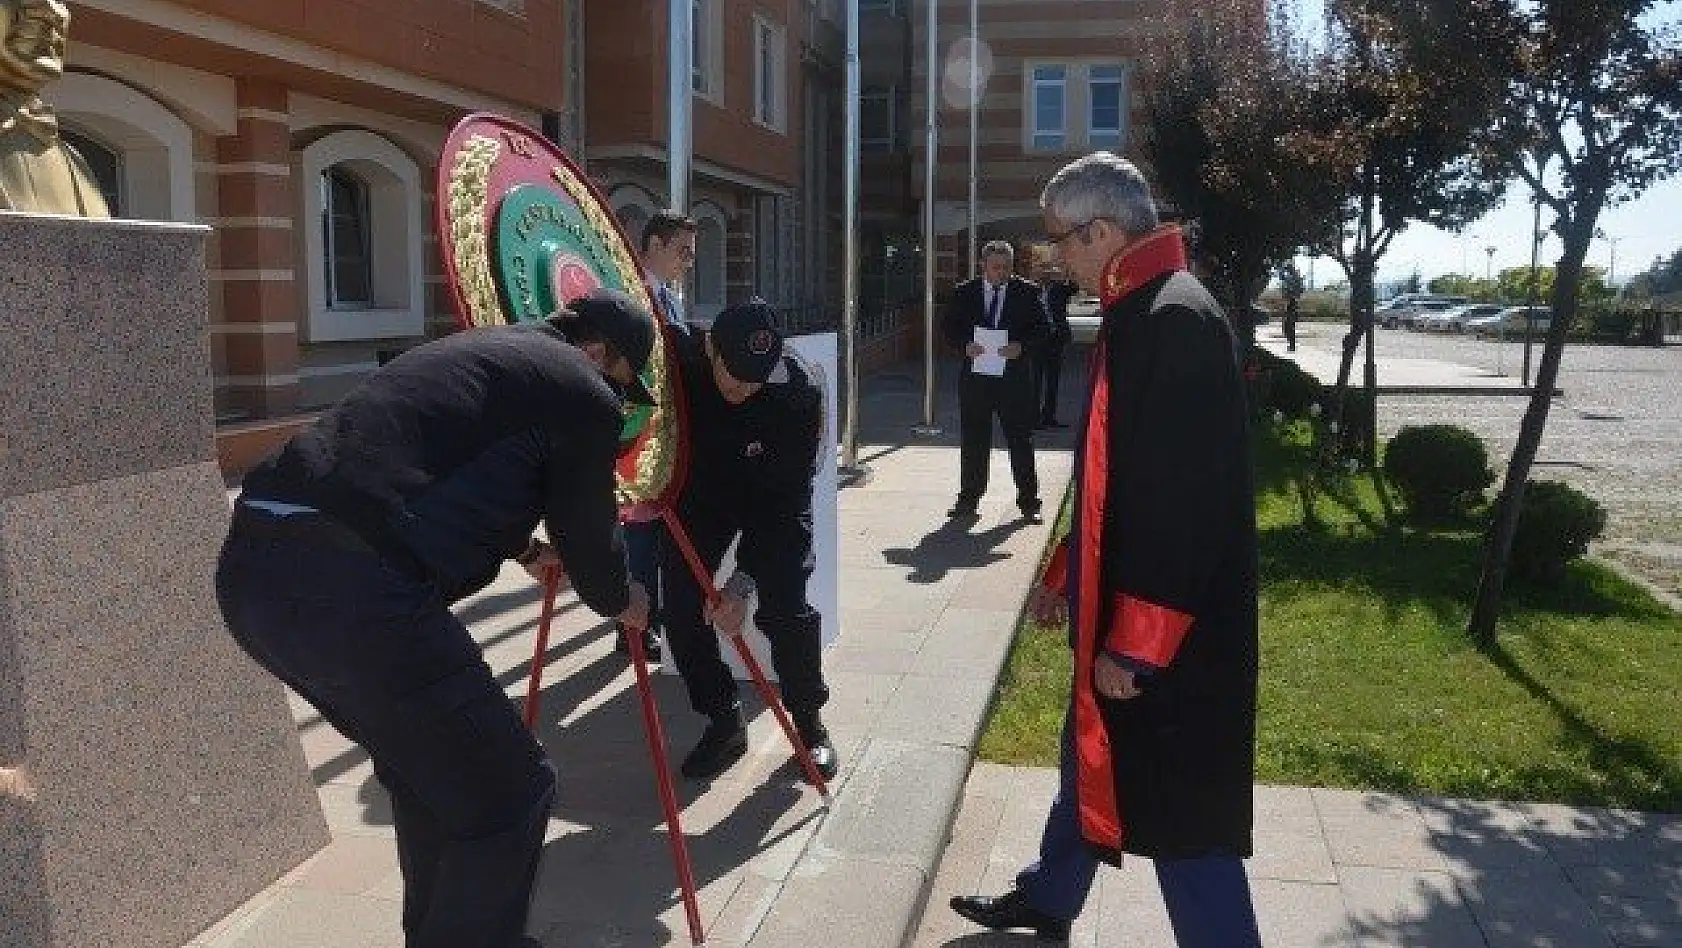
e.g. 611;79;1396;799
1255;326;1536;394
914;767;1682;948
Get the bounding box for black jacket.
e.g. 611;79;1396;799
1043;279;1079;345
941;275;1051;387
241;322;631;611
672;331;822;577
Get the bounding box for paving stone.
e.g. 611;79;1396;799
1337;865;1486;948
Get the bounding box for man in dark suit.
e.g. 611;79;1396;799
1036;265;1079;429
942;240;1051;521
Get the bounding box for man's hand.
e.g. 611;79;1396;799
965;342;986;358
1094;653;1142;701
1000;342;1024;359
1028;583;1067;626
618;581;650;631
705;591;750;639
521;541;568;586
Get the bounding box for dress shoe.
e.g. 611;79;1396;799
681;714;748;780
948;499;979;518
614;625;662;662
949;889;1071;941
1019;499;1044;523
792;714;840;782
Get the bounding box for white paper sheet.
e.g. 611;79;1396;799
972;327;1008;377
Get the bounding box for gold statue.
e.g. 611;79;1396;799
0;0;109;216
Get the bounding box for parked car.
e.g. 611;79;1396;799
1067;295;1101;345
1469;306;1552;339
1398;298;1465;330
1418;303;1504;333
1379;295;1467;329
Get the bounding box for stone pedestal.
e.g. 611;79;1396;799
0;213;328;948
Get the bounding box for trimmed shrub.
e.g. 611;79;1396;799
1250;349;1322;419
1383;425;1495;521
1511;480;1607;584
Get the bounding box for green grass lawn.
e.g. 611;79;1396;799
978;422;1682;812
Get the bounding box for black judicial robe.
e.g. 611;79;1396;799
1042;227;1259;863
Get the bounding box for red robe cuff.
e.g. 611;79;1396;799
1041;541;1069;596
1103;594;1194;668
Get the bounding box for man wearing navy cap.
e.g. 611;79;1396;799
216;288;655;948
660;300;838;783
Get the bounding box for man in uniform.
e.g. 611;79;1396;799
660;300;838;783
1036;264;1079;429
949;152;1263;947
216;288;656;948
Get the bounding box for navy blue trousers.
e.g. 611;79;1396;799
216;508;555;948
624;518;665;632
1016;711;1262;947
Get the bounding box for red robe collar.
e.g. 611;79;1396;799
1098;225;1188;309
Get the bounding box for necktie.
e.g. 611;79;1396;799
659;285;687;334
988;285;1003;328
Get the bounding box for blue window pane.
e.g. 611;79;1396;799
1033;64;1067;82
1033;132;1065;150
1035;87;1064;131
1088;130;1122;147
1090;64;1123;81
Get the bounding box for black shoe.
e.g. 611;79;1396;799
1018;499;1043;523
792;714;840;782
948;498;979;518
681;714;748;781
949;889;1071;941
614;625;662;661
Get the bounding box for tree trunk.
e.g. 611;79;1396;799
1327;255;1375;459
1467;217;1596;643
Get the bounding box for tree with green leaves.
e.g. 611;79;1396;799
1300;0;1515;466
1467;0;1682;642
1140;0;1339;327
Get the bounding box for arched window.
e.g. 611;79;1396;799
322;167;373;308
690;202;729;320
299;130;425;342
47;73;197;220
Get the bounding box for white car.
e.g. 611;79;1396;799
1419;303;1504;333
1468;306;1552;339
1067;295;1101;345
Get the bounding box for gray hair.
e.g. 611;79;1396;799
980;240;1015;262
1040;152;1159;237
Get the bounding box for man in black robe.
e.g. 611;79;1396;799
950;153;1262;947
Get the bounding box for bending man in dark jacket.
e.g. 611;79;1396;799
215;288;655;948
950;154;1262;947
659;301;838;784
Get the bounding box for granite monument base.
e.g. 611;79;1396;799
0;212;328;948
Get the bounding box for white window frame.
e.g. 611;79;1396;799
1086;63;1127;149
299;130;425;342
1028;63;1068;152
692;0;724;104
753;15;788;132
861;85;895;151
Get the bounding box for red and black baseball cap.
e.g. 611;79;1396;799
710;300;788;384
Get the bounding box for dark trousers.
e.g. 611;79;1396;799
958;370;1039;507
216;508;554;948
624;518;664;632
659;498;828;724
1016;711;1262;947
1036;340;1068;423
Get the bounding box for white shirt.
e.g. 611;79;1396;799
654;280;687;330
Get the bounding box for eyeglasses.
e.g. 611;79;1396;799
1044;218;1108;246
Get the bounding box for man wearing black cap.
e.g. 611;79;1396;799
660;300;838;783
215;287;655;948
